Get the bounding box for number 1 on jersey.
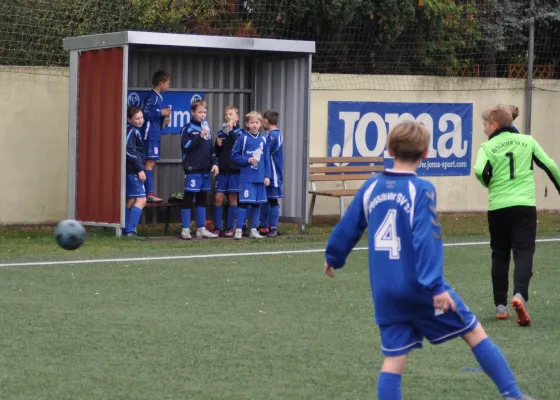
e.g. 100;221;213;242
374;209;401;259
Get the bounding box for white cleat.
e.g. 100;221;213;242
249;228;265;239
181;228;192;240
234;228;243;240
196;227;218;238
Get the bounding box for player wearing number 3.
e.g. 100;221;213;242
474;105;560;326
324;121;533;400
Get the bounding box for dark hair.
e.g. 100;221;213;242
152;70;171;86
127;106;142;119
263;110;279;126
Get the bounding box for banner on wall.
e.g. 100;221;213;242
126;90;204;134
327;101;473;176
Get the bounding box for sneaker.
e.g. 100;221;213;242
242;226;250;237
249;228;264;239
267;228;278;238
125;232;146;241
512;293;531;327
234;228;243;240
496;304;510;320
259;226;270;235
224;229;234;238
211;228;222;236
181;228;192;240
147;193;163;203
196;227;219;239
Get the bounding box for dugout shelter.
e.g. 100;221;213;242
63;31;315;236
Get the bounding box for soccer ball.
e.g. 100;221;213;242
54;219;86;250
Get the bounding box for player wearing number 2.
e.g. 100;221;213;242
474;105;560;326
325;121;533;400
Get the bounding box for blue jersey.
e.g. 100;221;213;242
267;129;284;187
231;131;271;183
180;120;216;173
325;171;450;325
140;89;165;141
126;123;145;174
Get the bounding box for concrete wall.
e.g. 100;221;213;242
2;69;559;224
0;68;69;225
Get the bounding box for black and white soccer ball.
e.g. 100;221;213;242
54;219;86;251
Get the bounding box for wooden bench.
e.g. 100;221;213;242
144;201;183;236
308;157;385;224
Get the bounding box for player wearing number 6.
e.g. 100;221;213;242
325;121;533;400
474;105;560;326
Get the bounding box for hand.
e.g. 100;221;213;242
324;262;335;278
216;137;223;147
211;165;219;176
164;116;171;124
248;157;258;165
264;178;270;187
161;107;171;116
138;171;147;182
200;129;210;138
433;291;456;313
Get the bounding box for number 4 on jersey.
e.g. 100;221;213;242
374;209;401;259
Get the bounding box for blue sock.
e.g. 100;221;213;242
259;203;270;228
472;338;523;399
377;372;402;400
145;170;154;194
213;206;223;230
126;206;143;234
124;207;131;233
250;205;260;229
181;208;191;229
227;205;237;230
195;206;206;228
270;205;280;229
237;206;247;229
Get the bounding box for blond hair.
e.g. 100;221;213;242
509;105;519;121
245;111;262;123
191;99;207;112
224;105;239;115
482;105;513;128
387;121;430;162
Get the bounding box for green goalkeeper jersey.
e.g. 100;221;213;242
474;129;560;211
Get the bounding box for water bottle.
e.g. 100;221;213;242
222;116;230;134
251;147;262;170
201;118;210;139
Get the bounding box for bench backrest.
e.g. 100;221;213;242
309;157;385;190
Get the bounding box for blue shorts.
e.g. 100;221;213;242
215;173;241;193
266;185;283;199
126;174;146;199
143;139;160;161
379;292;478;356
185;173;211;192
239;182;267;204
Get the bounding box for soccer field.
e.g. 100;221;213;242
0;231;558;399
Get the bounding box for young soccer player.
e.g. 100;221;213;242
231;111;271;240
474;105;560;325
509;105;520;133
124;106;147;240
141;70;172;203
213;106;243;237
324;121;534;400
258;110;284;237
179;100;219;240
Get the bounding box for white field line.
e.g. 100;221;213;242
0;238;559;269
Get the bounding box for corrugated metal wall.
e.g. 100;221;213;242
76;48;123;224
127;48;309;225
256;56;311;221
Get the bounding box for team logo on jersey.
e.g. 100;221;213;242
191;94;203;104
127;92;141;107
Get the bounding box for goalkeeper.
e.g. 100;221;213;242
474;105;560;327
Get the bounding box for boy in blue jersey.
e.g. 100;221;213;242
258;110;284;238
124;107;147;240
141;70;172;203
231;111;271;240
213;106;243;237
179;99;219;240
324;121;533;400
